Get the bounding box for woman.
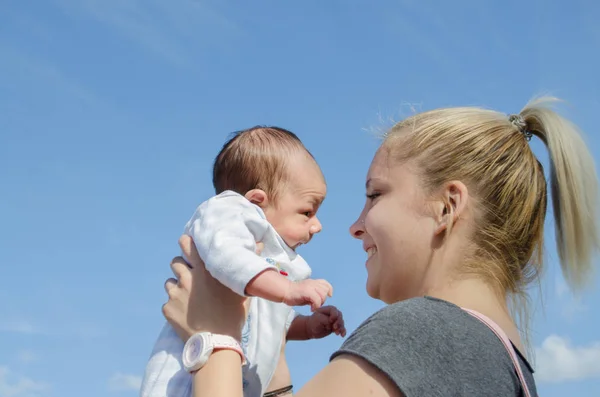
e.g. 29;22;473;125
163;97;599;396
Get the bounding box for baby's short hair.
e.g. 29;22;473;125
212;126;313;202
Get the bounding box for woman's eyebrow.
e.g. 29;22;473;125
366;177;384;189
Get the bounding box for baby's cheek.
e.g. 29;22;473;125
283;227;302;243
277;226;293;243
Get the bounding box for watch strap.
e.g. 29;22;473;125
210;334;246;365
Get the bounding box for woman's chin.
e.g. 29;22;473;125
366;279;379;300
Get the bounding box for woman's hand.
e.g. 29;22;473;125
162;235;255;342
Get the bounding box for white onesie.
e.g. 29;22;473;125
139;190;312;397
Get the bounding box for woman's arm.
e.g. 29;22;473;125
191;350;244;397
189;351;402;397
296;355;403;397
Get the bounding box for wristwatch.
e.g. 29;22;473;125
182;332;245;372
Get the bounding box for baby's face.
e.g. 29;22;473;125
265;155;326;250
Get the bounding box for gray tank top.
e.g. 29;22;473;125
330;297;538;396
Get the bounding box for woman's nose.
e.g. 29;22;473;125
349;217;365;239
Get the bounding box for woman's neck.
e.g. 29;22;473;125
426;277;525;354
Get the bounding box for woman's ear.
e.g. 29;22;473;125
245;189;269;208
433;181;468;236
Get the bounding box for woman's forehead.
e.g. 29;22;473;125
367;149;392;179
367;150;420;191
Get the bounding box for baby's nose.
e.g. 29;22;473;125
310;217;323;234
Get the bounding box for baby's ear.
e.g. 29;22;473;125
245;189;269;207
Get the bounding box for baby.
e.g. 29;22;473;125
140;126;345;397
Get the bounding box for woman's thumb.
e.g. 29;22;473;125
255;242;265;255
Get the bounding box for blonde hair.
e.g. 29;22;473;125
213;126;314;202
383;96;599;341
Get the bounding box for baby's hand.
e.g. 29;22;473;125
283;279;333;310
306;305;346;339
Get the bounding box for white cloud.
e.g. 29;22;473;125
0;318;106;341
108;373;142;392
15;351;37;365
555;275;568;298
554;276;588;319
0;321;42;335
0;367;49;397
535;335;600;383
54;0;242;67
0;41;100;111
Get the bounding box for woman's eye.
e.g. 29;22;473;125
366;192;381;200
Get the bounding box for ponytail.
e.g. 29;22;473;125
521;97;599;290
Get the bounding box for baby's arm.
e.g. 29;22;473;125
286;314;310;341
186;193;281;297
286;306;347;341
245;269;295;302
246;270;333;310
266;307;347;396
188;193;332;308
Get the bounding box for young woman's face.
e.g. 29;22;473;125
349;148;439;303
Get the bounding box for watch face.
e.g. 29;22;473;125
191;339;200;360
185;334;204;364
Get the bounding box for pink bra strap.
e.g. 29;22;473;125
462;308;532;397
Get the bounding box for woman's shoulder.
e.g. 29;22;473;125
352;296;468;332
372;295;460;320
331;297;537;396
337;296;523;362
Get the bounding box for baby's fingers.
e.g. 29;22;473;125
326;306;340;323
315;287;329;307
313;280;333;303
332;321;346;337
336;321;347;337
331;310;346;337
307;290;324;311
315;279;334;297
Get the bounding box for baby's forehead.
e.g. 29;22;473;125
280;149;326;191
286;152;325;177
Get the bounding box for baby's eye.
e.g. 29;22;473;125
302;211;313;217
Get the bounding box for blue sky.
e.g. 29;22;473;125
1;1;599;396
